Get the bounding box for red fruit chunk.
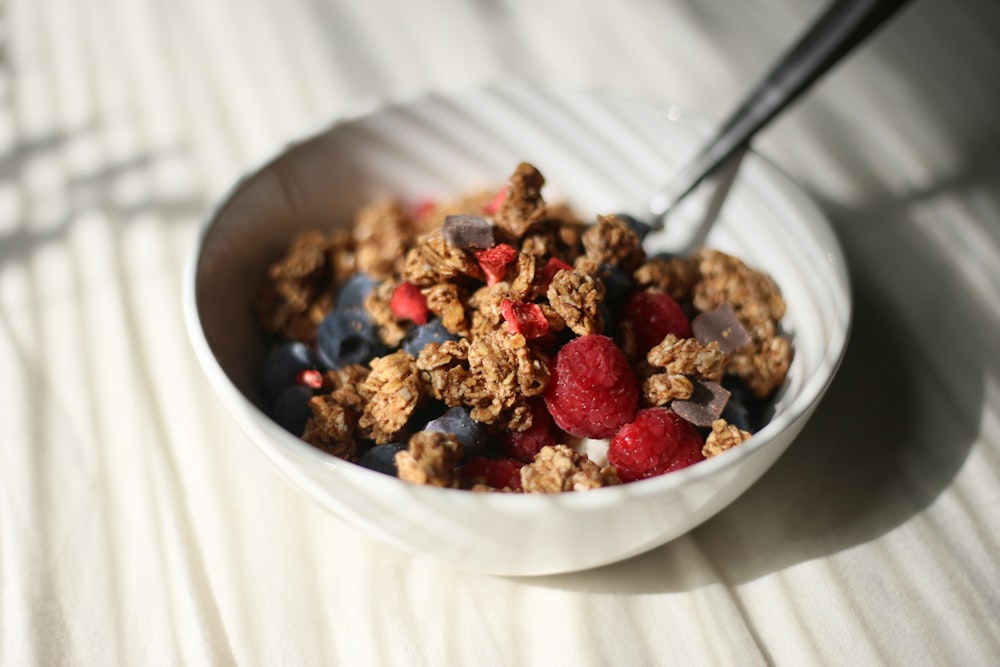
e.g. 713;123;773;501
544;335;639;439
499;399;559;462
539;257;572;292
482;185;508;215
607;408;705;482
622;290;693;356
462;457;524;491
296;369;325;390
474;243;517;286
500;298;550;340
390;281;429;325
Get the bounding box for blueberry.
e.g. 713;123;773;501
261;341;319;400
402;318;459;356
336;273;378;311
359;442;408;476
599;301;616;338
316;309;387;368
598;263;632;308
720;374;759;432
272;385;314;434
424;406;487;458
615;212;652;241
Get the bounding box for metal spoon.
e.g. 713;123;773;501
648;0;913;252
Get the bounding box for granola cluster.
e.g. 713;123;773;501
255;162;793;492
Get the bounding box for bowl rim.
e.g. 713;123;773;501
183;81;853;510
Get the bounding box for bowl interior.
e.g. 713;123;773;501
186;83;851;575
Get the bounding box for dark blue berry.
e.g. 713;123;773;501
721;374;758;432
359;442;408;476
424;406;487;459
615;212;652;241
261;341;319;401
598;263;632;308
402;318;459;356
316;309;387;368
272;385;314;434
599;301;616;338
335;273;378;311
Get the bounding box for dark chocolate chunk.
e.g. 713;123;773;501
672;380;730;427
692;302;751;354
442;215;496;249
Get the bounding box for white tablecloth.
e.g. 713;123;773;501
3;0;999;664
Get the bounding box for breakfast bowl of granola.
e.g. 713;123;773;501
184;83;850;576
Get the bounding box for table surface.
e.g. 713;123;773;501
3;0;999;664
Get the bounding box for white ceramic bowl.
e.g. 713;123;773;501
184;83;851;576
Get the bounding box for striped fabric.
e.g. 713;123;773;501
2;0;998;664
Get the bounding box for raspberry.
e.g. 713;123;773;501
462;457;524;490
474;243;517;286
607;408;705;482
544;335;639;439
390;281;429;325
499;399;560;462
621;290;693;356
500;298;549;340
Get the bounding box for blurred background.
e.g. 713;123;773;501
2;0;999;664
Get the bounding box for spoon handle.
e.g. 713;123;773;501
649;0;913;223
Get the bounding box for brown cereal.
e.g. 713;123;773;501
400;233;480;286
395;431;464;488
729;335;793;398
358;351;424;444
647;334;727;382
415;338;475;407
642;372;694;406
509;252;540;302
494;162;547;240
256;230;345;340
633;255;701;301
520;445;621;493
323;364;370;413
302;395;357;459
353;200;413;279
468;282;511;336
422;283;469;334
692;248;791;397
546;268;605;336
703;419;752;458
464;330;549;431
581;214;646;273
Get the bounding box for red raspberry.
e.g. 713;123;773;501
621;290;693;356
499;399;560;462
607;408;705;482
474;243;517;286
500;298;549;340
462;457;524;490
544;335;639;439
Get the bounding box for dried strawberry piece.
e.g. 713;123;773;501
500;298;550;340
482;185;508;215
539;257;572;293
411;198;437;220
390;281;429;325
296;369;326;390
474;243;517;286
